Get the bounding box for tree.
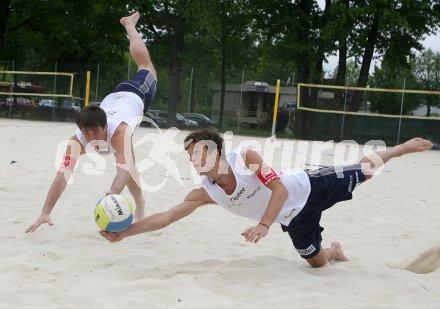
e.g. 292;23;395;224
328;59;360;139
0;0;12;59
191;0;256;129
137;0;213;125
250;0;338;139
341;0;440;139
255;0;440;140
412;49;440;116
368;62;419;115
2;1;128;65
1;0;130;99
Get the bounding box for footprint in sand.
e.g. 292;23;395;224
404;246;440;274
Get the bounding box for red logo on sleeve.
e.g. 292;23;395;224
63;156;70;168
59;155;77;171
257;167;280;186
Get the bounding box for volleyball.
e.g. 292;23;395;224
94;194;134;232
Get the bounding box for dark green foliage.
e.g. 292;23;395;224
1;0;439;137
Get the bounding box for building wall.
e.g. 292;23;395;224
211;90;242;121
211;83;296;123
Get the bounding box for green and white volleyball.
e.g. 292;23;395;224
94;194;134;232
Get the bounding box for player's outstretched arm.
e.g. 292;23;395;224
25;136;83;233
100;188;215;243
25;172;67;233
241;150;288;243
107;123;133;195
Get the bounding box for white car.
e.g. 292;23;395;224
38;99;58;108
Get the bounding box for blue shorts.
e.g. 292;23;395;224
115;69;157;113
281;164;366;259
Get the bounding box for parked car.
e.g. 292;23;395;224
4;96;35;110
62;100;81;112
38;99;58;108
149;110;199;128
176;113;199;128
142;110;167;128
0;82;13;108
72;102;81;112
180;112;215;127
279;102;296;111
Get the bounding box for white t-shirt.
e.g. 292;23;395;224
75;91;143;155
201;147;311;226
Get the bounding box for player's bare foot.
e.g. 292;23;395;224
120;12;140;27
395;138;433;156
331;241;349;262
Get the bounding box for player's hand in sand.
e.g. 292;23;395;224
25;214;54;233
99;231;124;243
241;224;269;243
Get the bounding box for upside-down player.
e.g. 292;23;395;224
26;12;156;233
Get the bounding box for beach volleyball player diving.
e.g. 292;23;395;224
100;128;433;268
25;12;157;233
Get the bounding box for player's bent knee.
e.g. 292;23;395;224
305;251;329;268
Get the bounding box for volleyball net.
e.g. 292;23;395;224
296;83;440;145
0;70;90;111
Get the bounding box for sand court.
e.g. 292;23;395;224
1;118;439;308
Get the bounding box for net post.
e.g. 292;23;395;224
85;71;91;107
297;83;302;109
237;69;244;131
69;72;74;97
397;77;406;145
271;79;281;139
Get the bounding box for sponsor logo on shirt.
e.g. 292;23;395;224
228;202;244;208
246;186;261;199
230;187;246;202
227;187;246;208
284;208;296;219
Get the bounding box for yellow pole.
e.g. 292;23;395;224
69;73;74;97
85;71;91;106
271;79;281;138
